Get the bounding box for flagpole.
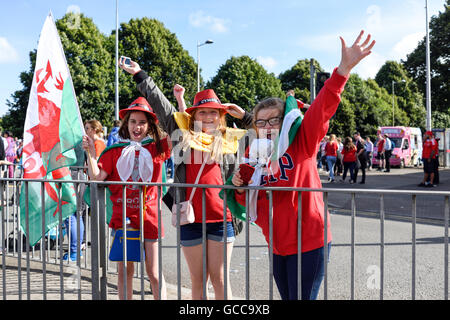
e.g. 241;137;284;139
115;0;119;120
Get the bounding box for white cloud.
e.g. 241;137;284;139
0;37;19;63
365;5;382;32
352;51;385;80
391;32;424;60
189;11;230;33
257;56;278;71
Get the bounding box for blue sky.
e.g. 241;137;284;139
0;0;446;117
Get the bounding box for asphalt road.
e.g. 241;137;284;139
158;166;449;300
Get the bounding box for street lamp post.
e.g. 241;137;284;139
197;40;214;92
392;79;406;126
425;0;432;130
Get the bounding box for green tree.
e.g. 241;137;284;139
208;55;285;126
402;1;449;126
114;18;198;110
375;61;425;129
3;13;114;135
57;13;115;128
2;50;36;137
278;59;324;103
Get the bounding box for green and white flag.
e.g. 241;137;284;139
20;12;84;246
270;95;304;165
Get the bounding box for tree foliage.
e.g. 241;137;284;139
114;18;198;110
402;1;449;127
208;55;284;126
3;9;446;138
278;59;324;104
375;61;426;129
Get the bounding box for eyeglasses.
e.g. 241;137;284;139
254;117;283;128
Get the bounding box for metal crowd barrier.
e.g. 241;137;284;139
0;175;449;300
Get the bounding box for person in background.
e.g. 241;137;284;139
84;119;106;159
383;134;393;173
353;132;367;184
341;136;357;184
334;137;343;177
418;131;438;188
433;137;440;184
4;131;16;178
107;120;122;147
0;130;5;162
376;132;385;171
365;137;374;170
325;134;338;182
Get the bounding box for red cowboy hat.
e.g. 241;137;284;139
185;89;228;114
119;97;158;123
425;130;433;136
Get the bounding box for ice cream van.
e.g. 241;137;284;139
372;126;422;168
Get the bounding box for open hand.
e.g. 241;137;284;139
337;30;376;77
118;57;142;75
223;103;245;119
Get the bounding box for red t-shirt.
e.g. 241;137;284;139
422;138;437;159
98;138;170;239
94;139;106;158
341;146;357;162
234;68;348;255
325;141;338;157
185;151;232;223
377;139;385;152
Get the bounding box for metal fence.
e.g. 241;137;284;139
0;172;449;300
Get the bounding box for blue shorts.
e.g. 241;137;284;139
180;222;235;247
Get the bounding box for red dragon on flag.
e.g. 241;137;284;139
20;13;84;246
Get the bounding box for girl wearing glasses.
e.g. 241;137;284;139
231;31;375;300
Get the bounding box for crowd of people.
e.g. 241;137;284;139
317;132;374;184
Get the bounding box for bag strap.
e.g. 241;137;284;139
188;154;210;202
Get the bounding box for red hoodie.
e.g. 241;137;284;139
235;68;348;255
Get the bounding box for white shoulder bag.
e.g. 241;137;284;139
171;155;208;227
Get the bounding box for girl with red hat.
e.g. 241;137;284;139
120;57;252;300
230;31;375;300
82;97;171;300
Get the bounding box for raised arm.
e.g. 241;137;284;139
299;30;375;157
82;135;108;181
173;84;187;112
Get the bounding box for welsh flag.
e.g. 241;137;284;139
220;95;304;221
20;12;84;246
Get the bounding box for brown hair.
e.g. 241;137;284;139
252;97;285;129
85;119;104;138
118;111;166;158
343;136;356;151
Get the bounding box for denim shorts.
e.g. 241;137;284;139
180;222;235;247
